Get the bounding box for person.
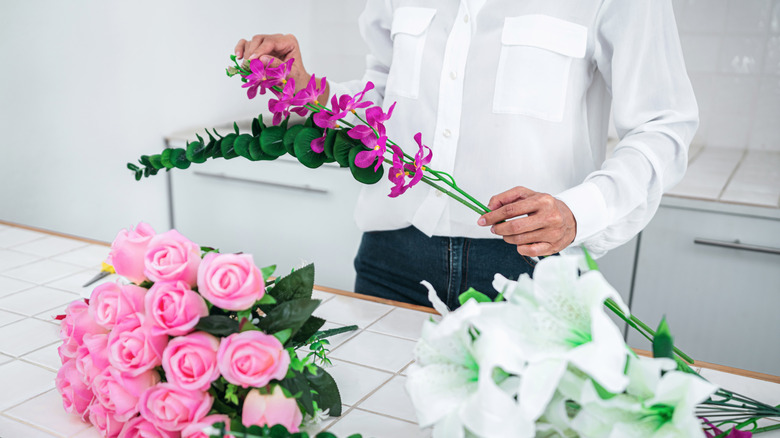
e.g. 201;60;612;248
234;0;697;310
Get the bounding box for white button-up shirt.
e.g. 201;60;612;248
330;0;697;258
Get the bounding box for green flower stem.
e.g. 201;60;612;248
315;325;358;339
604;298;694;365
421;176;487;216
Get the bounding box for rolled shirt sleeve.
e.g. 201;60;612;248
558;0;698;258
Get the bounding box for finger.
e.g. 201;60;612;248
255;36;297;62
517;242;555;258
501;229;550;247
491;215;545;237
245;35;267;60
259;55;283;68
234;39;248;59
479;197;540;227
487;186;535;210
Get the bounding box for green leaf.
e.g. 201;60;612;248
273;328;293;344
257;298;320;337
592;379;617;400
160;148;175;169
323;129;338;163
233;134;254;160
251;117;264;137
149;154;163;169
257;293;277;306
127;162;140;171
291;316;326;345
305;365;342;417
652;316;675;360
249;136;274;161
139;155;153;167
270;264;315;303
260;126;288;157
194;315;239;336
185;141;208;164
220;134;239;159
348;147;384;184
294;127;327;169
134;170;142;181
333;130;359;168
171;148;190;169
279;370;316;417
261;265;276;281
458;287;492;306
233;121;240;135
283;125;305;157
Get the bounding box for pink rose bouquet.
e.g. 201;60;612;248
56;223;358;437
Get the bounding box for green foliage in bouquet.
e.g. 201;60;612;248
127;116;383;186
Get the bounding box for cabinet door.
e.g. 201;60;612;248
627;205;780;375
171;157;363;291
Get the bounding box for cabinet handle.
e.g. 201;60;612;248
693;238;780;256
193;171;329;194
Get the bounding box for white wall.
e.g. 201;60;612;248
0;0;366;242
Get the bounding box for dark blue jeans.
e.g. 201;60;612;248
354;226;537;310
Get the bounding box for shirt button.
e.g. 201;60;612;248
443;129;452;138
450;71;457;80
463;15;470;23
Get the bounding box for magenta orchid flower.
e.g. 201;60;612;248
290;75;327;117
348;102;396;142
388;145;408;198
354;135;388;171
386;133;432;197
268;78;297;125
242;58;294;99
313;82;376;130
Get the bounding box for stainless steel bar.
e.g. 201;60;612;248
193;171;328;194
693;238;780;256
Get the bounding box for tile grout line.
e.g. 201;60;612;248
0;412;63;438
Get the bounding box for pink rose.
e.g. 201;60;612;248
107;316;168;376
145;281;208;336
108;222;156;284
75;333;108;385
56;360;94;420
138;383;213;432
162;332;220;391
89;282;147;330
59;300;109;362
242;386;303;432
92;367;160;422
197;252;265;311
144;230;201;286
118;415;178;438
181;414;230;438
217;331;289;388
88;402;124;438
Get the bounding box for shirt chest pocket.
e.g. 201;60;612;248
493;15;588;122
387;7;436;99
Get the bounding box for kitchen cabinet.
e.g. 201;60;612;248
167;122;364;291
626;197;780;375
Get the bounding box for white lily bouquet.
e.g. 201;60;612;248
406;254;780;438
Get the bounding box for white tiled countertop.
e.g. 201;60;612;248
0;221;778;437
665;144;780;209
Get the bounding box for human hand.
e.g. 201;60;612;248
234;34;328;100
477;186;577;257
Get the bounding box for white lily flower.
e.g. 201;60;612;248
571;355;718;438
478;256;631;421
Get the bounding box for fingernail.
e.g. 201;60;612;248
477;218;486;226
490;226;496;234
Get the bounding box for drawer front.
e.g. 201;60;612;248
171;158;364;291
627;205;780;375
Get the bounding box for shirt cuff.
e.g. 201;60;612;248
555;182;609;247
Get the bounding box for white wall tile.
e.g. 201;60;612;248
771;0;780;33
0;360;56;411
710;75;760;117
0;318;61;357
719;37;766;74
677;0;729;33
5;389;92;437
0;275;36;298
0;416;57;438
11;236;88;258
725;0;773;33
749;77;780;150
681;35;722;73
705;113;753;149
766;36;780;75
